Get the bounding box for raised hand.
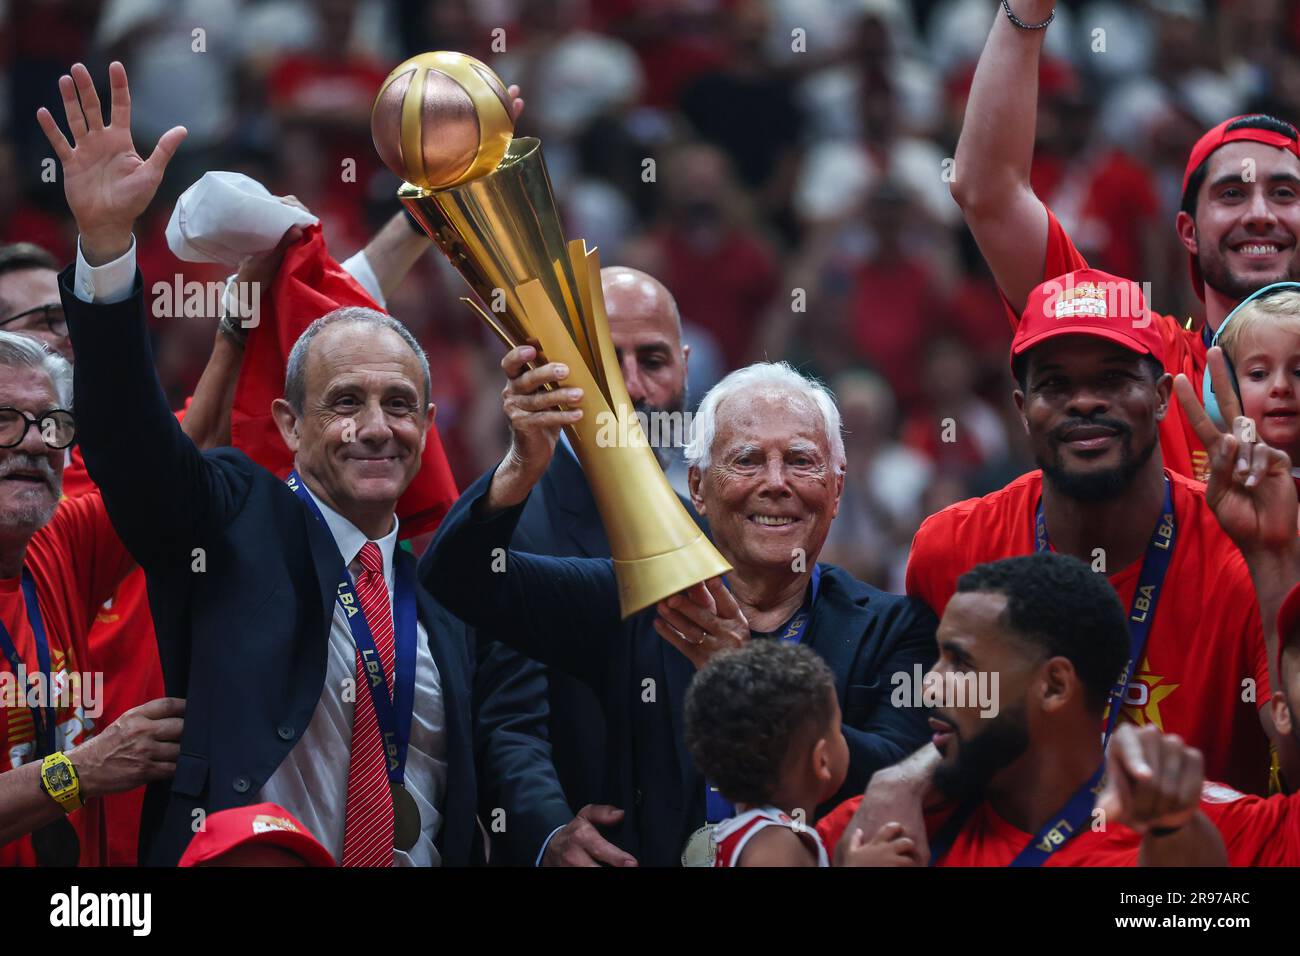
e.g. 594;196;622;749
484;343;583;514
35;61;187;265
654;577;749;669
1174;347;1297;554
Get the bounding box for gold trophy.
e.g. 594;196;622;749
371;52;731;618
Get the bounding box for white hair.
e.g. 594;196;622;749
0;330;72;408
684;362;845;473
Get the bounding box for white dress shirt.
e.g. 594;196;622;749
74;238;448;865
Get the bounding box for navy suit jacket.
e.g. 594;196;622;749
424;468;938;866
470;445;708;864
62;270;483;866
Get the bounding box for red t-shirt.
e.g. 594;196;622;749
905;469;1272;795
816;793;1139;866
61;448;165;867
0;493;134;866
1199;782;1300;866
1029;207;1210;483
817;783;1300;867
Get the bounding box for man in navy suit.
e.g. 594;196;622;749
43;61;482;866
476;266;706;866
424;345;938;865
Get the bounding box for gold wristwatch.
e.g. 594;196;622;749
39;752;83;813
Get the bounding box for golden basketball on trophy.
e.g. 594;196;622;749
370;51;515;190
371;52;731;618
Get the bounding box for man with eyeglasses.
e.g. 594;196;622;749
0;330;185;865
0;244;70;362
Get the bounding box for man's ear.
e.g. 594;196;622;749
688;465;706;516
1175;209;1199;257
271;398;301;453
1154;372;1173;423
419;402;436;454
1039;656;1077;714
830;467;845;520
1272;690;1293;737
1012;388;1030;435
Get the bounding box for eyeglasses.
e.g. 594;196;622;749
0;304;67;338
0;407;75;449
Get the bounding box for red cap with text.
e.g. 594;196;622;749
178;802;335;867
1012;268;1164;364
1181;116;1300;300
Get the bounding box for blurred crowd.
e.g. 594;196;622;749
4;0;1300;589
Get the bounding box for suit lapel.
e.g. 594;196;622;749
295;485;346;636
803;566;869;704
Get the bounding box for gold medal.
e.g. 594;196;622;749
681;824;717;867
391;781;421;852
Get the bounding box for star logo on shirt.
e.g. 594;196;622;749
1119;656;1180;730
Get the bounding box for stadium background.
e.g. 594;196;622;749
2;0;1291;587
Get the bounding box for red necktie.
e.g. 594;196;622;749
340;541;395;867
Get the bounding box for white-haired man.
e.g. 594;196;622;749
0;331;184;865
423;356;937;866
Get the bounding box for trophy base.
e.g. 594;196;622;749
613;531;734;619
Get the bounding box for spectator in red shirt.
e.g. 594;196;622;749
819;552;1228;867
906;271;1274;796
0;330;184;866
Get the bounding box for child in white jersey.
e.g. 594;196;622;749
684;641;916;866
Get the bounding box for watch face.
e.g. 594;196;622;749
46;763;73;791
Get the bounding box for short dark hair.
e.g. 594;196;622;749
684;641;837;807
1012;348;1164;393
955;553;1129;713
1181;114;1300;218
0;243;59;282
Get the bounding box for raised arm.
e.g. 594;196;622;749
41;63;249;569
420;467;622;686
950;1;1055;312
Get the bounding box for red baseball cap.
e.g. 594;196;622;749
1181;115;1300;300
1012;268;1164;366
1276;581;1300;682
178;802;336;867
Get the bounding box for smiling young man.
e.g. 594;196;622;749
906;268;1274;796
951;0;1300;482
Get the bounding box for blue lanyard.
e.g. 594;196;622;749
1035;476;1175;744
927;763;1106;867
705;565;822;824
0;570;56;756
288;472;418;785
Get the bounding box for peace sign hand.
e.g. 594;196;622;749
1174;346;1296;554
36;61;187;265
